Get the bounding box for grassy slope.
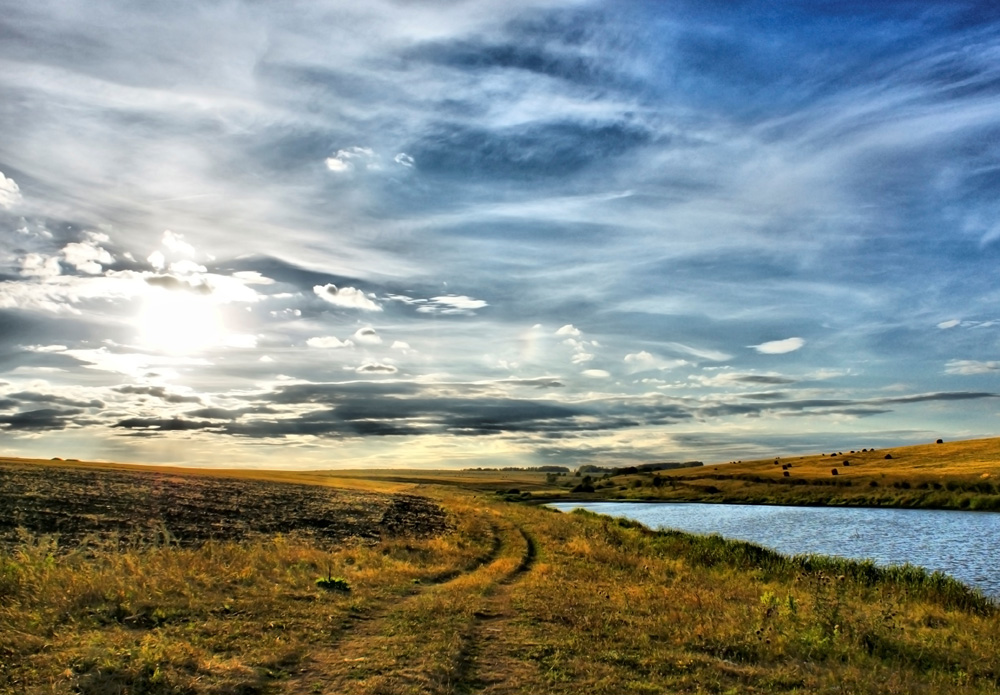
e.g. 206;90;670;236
2;455;1000;694
564;436;1000;510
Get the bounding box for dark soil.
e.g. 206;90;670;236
0;462;448;550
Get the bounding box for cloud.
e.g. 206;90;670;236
945;360;1000;375
426;295;488;313
392;293;489;315
352;327;382;345
938;319;961;329
582;369;610;378
62;232;114;275
145;274;212;294
313;284;382;311
750;337;805;355
307;336;353;349
394;153;415;167
114;385;202;404
391;340;411;350
555;324;581;337
162;230;195;256
624;350;687;372
0;408;86;431
20;253;61;278
148;250;166;270
0;171;21;209
326;146;377;173
571;351;594;364
356;362;398;374
113;416;217;432
7;390;104;409
663;342;732;362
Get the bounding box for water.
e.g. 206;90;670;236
549;501;1000;598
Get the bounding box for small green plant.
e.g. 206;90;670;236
315;564;350;592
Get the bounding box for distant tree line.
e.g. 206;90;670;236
463;465;570;473
577;461;703;476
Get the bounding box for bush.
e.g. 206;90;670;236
315;576;351;592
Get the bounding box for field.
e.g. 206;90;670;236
2;444;1000;694
557;437;1000;510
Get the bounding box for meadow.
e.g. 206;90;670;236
2;441;1000;694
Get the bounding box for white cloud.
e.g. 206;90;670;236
582;369;610;378
232;271;275;285
556;324;581;337
750;337;805;354
169;259;207;274
571;351;595;364
326;146;377;173
624;350;687;372
307;336;352;349
391;340;411;350
945;360;1000;375
429;295;488;311
147;250;166;271
404;293;489;315
62;232;114;275
938;319;961;329
162;230;195;256
663;342;732;362
20;253;61;278
352;327;382;345
0;171;22;209
313;284;382;311
394;152;415;167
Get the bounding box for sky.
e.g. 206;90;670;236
1;0;1000;469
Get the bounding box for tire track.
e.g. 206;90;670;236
449;524;539;694
280;514;512;695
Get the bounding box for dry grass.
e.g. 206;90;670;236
3;451;1000;693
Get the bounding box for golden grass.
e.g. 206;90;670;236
548;436;1000;510
4;442;1000;693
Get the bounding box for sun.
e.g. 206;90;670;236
137;290;225;354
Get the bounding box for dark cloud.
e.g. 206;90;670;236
113;417;218;432
7;390;104;409
356;363;398;374
0;408;84;431
184;406;276;420
144;275;212;294
740;391;788;400
114;385;202;404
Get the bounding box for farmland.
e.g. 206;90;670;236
2;444;1000;693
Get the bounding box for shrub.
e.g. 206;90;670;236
315;576;351;592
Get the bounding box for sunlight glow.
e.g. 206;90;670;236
137;290;225;354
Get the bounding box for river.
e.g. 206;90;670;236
549;501;1000;598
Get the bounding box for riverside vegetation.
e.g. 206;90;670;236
2;442;1000;694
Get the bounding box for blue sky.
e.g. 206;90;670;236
1;0;999;468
